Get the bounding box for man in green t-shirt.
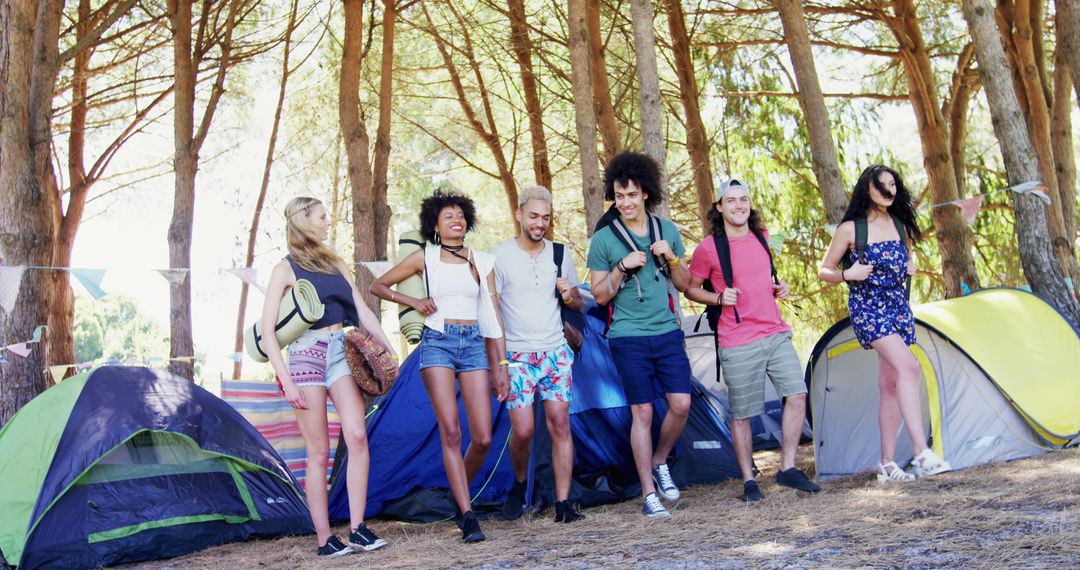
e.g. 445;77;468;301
586;151;692;518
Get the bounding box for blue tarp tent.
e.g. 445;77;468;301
0;366;312;569
329;293;742;521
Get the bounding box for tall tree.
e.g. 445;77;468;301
886;0;981;298
629;0;669;217
943;43;978;196
0;0;64;424
773;0;847;224
166;0;242;380
962;0;1080;328
664;0;715;231
341;0;381;312
232;0;300;379
1056;0;1080;110
588;0;621;162
370;0;397;260
1050;50;1077;245
568;0;605;231
507;0;553;191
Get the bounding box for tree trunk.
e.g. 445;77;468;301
962;0;1080;328
945;43;978;196
508;0;552;191
588;0;620;163
889;0;981;298
1004;0;1077;282
568;0;604;232
232;0;298;379
0;0;64;424
1051;50;1077;256
629;0;669;217
371;0;395;261
664;0;714;232
773;0;847;224
167;0;240;380
1055;0;1080;111
341;0;380;313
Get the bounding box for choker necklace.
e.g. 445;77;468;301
440;243;465;252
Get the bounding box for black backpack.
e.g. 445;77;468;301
701;230;778;332
842;214;911;300
552;242;584;352
595;212;676;334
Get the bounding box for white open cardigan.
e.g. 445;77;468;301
423;245;502;339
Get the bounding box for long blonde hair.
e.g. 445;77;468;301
284;197;343;274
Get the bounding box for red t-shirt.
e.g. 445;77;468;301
689;230;791;348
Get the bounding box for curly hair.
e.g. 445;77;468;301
603;151;664;211
418;188;478;243
842;165;922;242
707;207;765;238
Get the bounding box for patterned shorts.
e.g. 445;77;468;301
287;329;351;389
505;344;574;410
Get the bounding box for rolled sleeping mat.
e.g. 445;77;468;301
396;230;429;344
245;278;325;363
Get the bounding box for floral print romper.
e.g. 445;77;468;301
847;240;916;349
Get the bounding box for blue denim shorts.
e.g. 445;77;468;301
608;328;692;405
419;324;489;373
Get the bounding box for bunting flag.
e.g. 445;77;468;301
70;268;108;299
769;232;786;255
48;365;71;381
957;195;985;225
1008;181;1052;205
358;261;394;279
0;265;26;314
225;267;265;294
6;343;32;357
156;268;189;287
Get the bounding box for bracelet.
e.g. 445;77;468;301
716;293;722;306
563;296;572;305
667;257;681;268
841;269;848;283
616;261;627;273
390;291;396;302
498;359;510;366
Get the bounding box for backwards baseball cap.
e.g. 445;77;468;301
716;178;751;202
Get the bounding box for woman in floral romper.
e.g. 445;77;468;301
818;165;951;483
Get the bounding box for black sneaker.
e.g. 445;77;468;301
460;511;486;543
740;480;765;502
502;479;527;520
554;500;585;523
448;493;464;530
316;535;354;557
776;468;821;493
348;523;388;552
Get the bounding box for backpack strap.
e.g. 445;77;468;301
553;242;564;278
649;214;670;279
712;233;741;324
854;217;869;264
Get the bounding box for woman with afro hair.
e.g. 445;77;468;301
372;189;509;543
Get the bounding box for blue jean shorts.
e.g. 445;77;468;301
608;328;692;405
287;329;350;389
419;324;489;373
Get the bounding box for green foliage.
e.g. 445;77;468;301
73;296;168;365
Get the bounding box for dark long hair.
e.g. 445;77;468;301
707;205;764;238
842;165;922;242
603;151;664;212
418;189;477;243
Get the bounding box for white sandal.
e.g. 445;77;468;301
911;449;952;478
876;461;915;483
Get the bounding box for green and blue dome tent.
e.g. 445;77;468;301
0;366;312;569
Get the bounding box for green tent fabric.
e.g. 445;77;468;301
0;372;90;565
913;288;1080;446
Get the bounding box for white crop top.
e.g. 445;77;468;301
432;260;480;320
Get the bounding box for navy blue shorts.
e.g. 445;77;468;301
419;324;489;373
608;329;692;405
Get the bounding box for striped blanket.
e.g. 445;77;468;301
221;380;340;486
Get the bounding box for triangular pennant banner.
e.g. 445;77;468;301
957;195;985;225
225;267;266;294
6;343;31;357
31;325;46;343
70;268;108;299
0;265;26;314
358;261;393;279
1009;181;1052;205
48;365;71;381
769;232;786;255
156;269;189;287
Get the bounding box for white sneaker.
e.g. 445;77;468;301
651;463;680;501
911;449;952;478
642;492;671;517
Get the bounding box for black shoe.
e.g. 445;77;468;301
316;535;355;557
502;479;527;520
554;500;585;523
741;480;765;502
448;493;464;530
460;511;486;543
776;468;821;493
348;523;388;552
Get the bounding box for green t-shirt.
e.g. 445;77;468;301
587;217;685;338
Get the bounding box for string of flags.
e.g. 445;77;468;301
39;352;246;383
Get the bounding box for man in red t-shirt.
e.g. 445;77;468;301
685;179;820;501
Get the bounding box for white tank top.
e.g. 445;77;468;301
433;260;480;320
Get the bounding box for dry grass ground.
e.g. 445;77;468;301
129;447;1080;569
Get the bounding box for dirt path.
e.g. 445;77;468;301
129;448;1080;569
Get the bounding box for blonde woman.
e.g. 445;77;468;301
371;190;509;543
262;197;397;556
